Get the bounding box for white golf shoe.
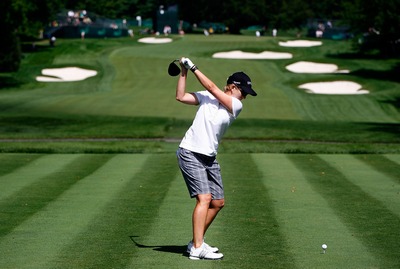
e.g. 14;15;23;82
187;240;219;253
189;243;223;260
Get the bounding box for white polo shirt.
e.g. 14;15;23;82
179;91;243;156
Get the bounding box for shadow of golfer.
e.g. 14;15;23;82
130;236;188;256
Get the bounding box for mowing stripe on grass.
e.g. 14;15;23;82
0;154;147;269
0;154;113;239
253;154;378;269
384;154;400;165
217;153;295;268
289;154;400;268
0;154;79;200
355;154;400;184
51;154;178;269
0;153;43;177
128;173;193;268
321;155;400;218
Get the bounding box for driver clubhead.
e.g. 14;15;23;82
168;60;181;76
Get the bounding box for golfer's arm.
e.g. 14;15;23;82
192;69;233;113
176;69;198;105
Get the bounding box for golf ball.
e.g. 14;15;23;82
322;244;327;250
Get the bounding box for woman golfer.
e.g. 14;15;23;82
176;57;257;260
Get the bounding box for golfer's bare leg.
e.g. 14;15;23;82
204;199;224;234
192;194;212;248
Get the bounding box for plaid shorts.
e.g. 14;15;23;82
177;147;224;199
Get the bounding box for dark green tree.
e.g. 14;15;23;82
64;0;177;19
0;0;64;72
222;0;270;33
177;0;270;34
341;0;400;56
0;30;21;72
271;0;313;30
0;0;24;72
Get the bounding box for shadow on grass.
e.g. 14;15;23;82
1;115;400;144
366;121;400;134
130;236;187;256
327;51;386;60
327;53;400;83
21;42;53;53
0;76;24;89
351;63;400;83
382;97;400;111
230;119;400;143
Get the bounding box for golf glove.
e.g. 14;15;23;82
182;58;198;72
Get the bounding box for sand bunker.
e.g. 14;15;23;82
212;50;292;59
36;67;97;82
286;61;350;74
138;37;173;44
299;81;369;95
279;40;322;47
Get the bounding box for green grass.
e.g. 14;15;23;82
0;34;399;153
0;153;399;268
0;34;399;268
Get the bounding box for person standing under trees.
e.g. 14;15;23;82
175;57;257;260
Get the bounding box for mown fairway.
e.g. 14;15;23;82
0;33;399;268
2;35;400;123
0;153;399;268
1;34;399;153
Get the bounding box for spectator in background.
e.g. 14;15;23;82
49;36;56;47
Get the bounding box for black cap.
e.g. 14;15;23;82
227;72;257;96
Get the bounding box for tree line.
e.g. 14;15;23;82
1;0;399;72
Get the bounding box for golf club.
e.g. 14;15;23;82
168;59;181;76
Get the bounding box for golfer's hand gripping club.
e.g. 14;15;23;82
181;57;198;72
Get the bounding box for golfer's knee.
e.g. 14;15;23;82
212;199;225;210
197;194;212;205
